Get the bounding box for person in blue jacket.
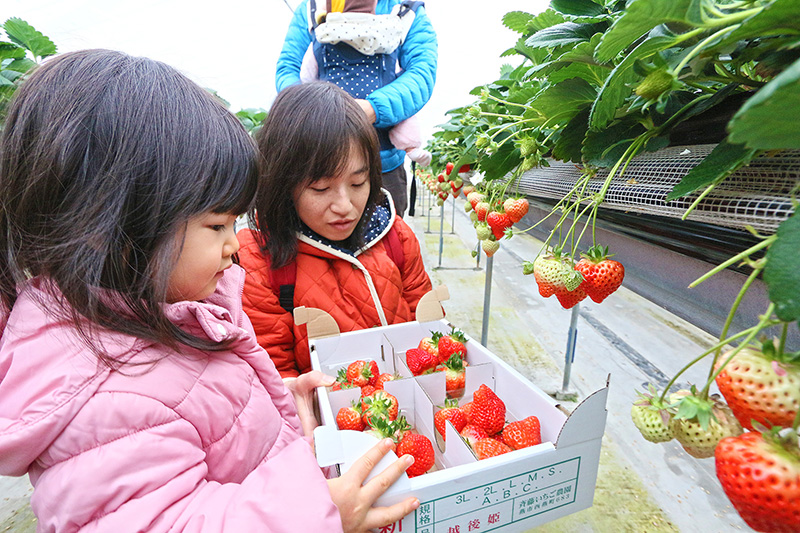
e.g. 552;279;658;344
275;0;437;217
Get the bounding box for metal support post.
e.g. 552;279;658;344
556;304;580;401
480;255;494;346
437;202;445;267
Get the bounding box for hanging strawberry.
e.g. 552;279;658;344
574;245;625;303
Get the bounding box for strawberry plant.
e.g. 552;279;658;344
422;0;800;526
0;18;56;126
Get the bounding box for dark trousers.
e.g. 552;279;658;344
382;164;408;217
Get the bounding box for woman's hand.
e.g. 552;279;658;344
282;370;334;437
327;438;419;532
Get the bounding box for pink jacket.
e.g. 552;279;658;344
0;267;342;532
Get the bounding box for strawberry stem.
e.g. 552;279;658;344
701;303;777;399
709;265;762;365
657;315;780;404
688;235;774;288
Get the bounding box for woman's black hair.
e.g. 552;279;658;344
249;81;383;267
0;49;259;367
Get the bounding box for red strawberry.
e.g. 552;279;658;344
460;401;474;424
486;211;512;240
366;360;380;386
459;424;489;448
418;337;439;360
468;192;485;210
503;198;529;223
363;415;409;443
715;428;800;533
436;328;468;364
501;416;542;450
462;185;476;197
443;354;467;398
445;162;455;176
475;202;490;222
396;432;435;477
715;341;800;431
473;437;512;460
554;285;587;310
405;348;438;376
458;164;471;173
434;399;467;441
346;360;372;387
336;404;364;431
574;245;624;303
361;390;399;427
437;173;445;183
360;384;376;398
471;384;506;435
330;367;355;391
373;372;396;390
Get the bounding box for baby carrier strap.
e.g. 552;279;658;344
270;223;405;313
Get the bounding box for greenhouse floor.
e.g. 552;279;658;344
0;193;753;532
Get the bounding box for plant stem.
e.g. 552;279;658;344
702;303;777;397
708;265;762;372
689;235;775;288
657;318;779;404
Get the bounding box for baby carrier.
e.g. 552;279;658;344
307;0;425;151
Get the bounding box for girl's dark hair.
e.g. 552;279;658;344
250;81;383;267
0;49;259;366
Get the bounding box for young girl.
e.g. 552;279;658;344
236;81;433;378
0;49;417;532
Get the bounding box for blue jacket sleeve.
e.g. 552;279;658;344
368;2;437;129
275;0;312;92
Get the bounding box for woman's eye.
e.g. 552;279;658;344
352;180;368;188
211;225;226;231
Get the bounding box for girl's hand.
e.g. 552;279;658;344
282;371;334;437
327;438;419;532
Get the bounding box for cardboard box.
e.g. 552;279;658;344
299;289;609;533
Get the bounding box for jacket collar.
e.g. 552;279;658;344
297;188;395;259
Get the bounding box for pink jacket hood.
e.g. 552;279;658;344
0;267;343;532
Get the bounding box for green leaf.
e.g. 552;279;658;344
502;11;537;34
718;0;800;48
582;118;646;166
3;18;56;59
590;35;675;130
665;139;757;201
727;57;800;150
479;141;521;181
529;77;597;127
763;211;800;322
595;0;692;62
525;21;605;49
3;57;36;74
552;106;590;163
551;0;605;18
0;73;15;86
0;42;26;62
547;62;609;86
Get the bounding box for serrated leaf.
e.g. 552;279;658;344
547;62;609;86
525;10;567;34
479;141;521;181
727;57;800;150
583;118;646;167
665;139;757;201
3;57;35;74
529;77;597;127
551;0;605;17
763;211;800;322
502;11;537;34
595;0;692;62
525;21;605;49
3;18;56;59
552;106;590;163
717;0;800;49
589;35;675;130
0;42;26;62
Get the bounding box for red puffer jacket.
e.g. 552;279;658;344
237;215;432;377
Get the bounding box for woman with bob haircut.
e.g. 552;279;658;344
0;50;418;532
237;81;433;378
